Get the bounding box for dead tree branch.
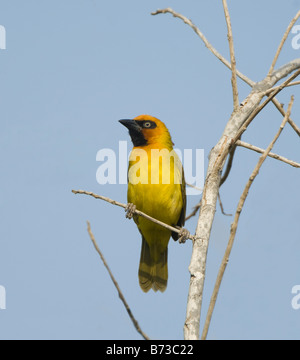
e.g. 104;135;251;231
151;8;254;86
236;140;300;168
217;192;232;216
185;201;202;221
201;96;295;340
152;8;300;138
87;221;150;340
271;98;300;137
184;60;300;340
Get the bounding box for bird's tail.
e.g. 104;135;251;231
138;236;168;292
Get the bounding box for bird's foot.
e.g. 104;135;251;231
125;203;136;219
178;228;190;244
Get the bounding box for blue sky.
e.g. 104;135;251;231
0;0;300;340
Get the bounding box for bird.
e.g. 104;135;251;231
119;115;186;292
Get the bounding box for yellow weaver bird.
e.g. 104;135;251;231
119;115;186;292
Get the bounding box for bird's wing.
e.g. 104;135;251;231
171;158;186;241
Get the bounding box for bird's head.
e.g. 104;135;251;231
119;115;174;149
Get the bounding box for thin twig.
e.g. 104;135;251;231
286;80;300;88
217;192;232;216
72;190;195;241
222;0;239;110
236;140;300;168
186;182;203;192
87;221;150;340
185;201;202;221
185;183;203;221
201;96;294;340
271;98;300;137
151;8;254;86
268;10;300;75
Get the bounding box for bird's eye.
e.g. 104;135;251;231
144;122;152;128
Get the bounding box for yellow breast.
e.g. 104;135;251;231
127;146;183;227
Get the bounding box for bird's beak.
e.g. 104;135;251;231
119;119;142;132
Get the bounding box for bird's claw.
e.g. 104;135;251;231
178;228;190;244
125;203;136;219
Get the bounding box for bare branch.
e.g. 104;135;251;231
213;69;300;187
229;69;300;148
222;0;239;110
218;192;232;216
151;7;300;137
287;80;300;88
268;10;300;75
236;140;300;168
184;66;300;340
186;182;203;192
271;98;300;137
151;7;254;86
185;184;203;221
185;201;202;221
201;96;294;340
72;190;195;241
225;66;300;146
87;221;150;340
73;190;126;209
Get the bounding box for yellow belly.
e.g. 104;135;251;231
127;147;183;260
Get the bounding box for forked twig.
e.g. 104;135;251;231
215;69;300;170
272;98;300;137
231;69;300;145
236;140;300;168
87;221;150;340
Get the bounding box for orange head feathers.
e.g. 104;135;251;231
119;115;174;149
